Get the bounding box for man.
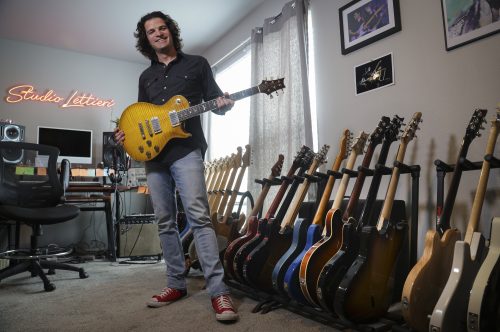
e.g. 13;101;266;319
114;11;238;322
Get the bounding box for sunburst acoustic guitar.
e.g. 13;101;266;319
119;78;285;161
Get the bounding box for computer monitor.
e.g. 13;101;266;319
37;126;93;164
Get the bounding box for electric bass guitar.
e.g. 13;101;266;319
401;108;488;332
119;78;285;161
430;108;498;332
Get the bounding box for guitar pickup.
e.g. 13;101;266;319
151;117;162;134
169;111;181;127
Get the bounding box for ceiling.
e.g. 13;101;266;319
0;0;266;64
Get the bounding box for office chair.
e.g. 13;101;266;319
0;141;88;291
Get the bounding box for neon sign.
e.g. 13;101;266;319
5;84;115;109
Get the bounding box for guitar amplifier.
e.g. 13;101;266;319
118;214;162;257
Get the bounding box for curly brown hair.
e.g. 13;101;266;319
134;11;183;60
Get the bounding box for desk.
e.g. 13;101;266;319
66;185;128;262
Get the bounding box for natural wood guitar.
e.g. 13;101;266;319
430;109;498;332
334;112;422;323
119;78;284;161
401;109;488;332
214;148;242;220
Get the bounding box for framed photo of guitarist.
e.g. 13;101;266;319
339;0;402;55
441;0;500;51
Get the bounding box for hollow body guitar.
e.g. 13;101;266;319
316;115;403;312
297;132;369;306
222;153;284;280
334;112;422;323
430;109;498;332
119;78;284;161
243;145;330;292
271;129;352;298
231;148;314;284
401;109;488;332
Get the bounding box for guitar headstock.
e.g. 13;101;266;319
242;144;251;167
232;146;243;168
315;144;330;165
338;129;352;161
302;148;316;169
292;145;311;168
271;154;285;177
465;109;488;143
401;112;423;144
351;131;369;155
259;78;285;96
385;115;404;143
368;116;391;146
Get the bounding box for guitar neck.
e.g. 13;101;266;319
264;163;300;220
464;121;499;244
358;137;393;227
177;86;260;122
332;150;360;211
437;139;472;234
342;144;376;220
222;164;249;224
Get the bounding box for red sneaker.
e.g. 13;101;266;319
211;294;239;321
146;287;187;308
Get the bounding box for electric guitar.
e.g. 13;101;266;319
243;145;329;292
119;78;285;161
297;132;368;306
271;129;351;298
334;112;422;323
208;155;232;212
214;148;242;221
430;108;498;332
401;109;488;332
232;147;313;283
316;115;401;312
468;217;500;332
222;153;284;280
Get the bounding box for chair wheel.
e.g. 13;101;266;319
79;270;89;279
44;283;56;292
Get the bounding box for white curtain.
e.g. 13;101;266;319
248;0;313;214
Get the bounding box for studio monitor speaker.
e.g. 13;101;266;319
119;222;162;257
0;122;25;163
102;131;128;171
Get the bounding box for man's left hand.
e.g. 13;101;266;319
216;92;234;113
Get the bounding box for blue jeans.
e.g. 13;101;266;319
145;149;228;297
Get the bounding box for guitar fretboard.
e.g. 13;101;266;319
177;87;261;122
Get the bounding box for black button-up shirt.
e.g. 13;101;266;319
138;52;223;165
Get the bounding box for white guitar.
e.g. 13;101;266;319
430;109;499;332
467;216;500;331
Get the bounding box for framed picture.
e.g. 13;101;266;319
441;0;500;51
339;0;401;55
354;52;394;95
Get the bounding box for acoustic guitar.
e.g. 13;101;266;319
298;132;369;306
468;217;500;331
316;115;400;312
334;112;422;323
430;108;498;332
119;78;285;161
271;129;351;298
222;153;284;279
232;147;314;283
401;109;488;332
243;145;329;292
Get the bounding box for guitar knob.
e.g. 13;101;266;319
146;140;152;147
138;146;144;153
146;151;151;159
154;146;160;152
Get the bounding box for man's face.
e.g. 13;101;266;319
144;17;173;53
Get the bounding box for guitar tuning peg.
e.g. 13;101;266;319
270;94;274;99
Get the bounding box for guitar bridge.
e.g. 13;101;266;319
169;111;180;127
145;120;154;137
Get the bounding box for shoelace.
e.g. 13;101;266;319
214;296;233;310
159;288;175;297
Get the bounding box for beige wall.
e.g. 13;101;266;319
205;0;500;256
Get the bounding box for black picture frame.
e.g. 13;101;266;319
339;0;401;55
440;0;500;51
354;52;394;95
